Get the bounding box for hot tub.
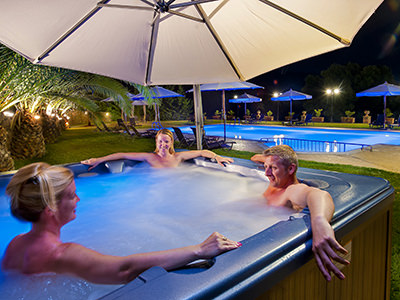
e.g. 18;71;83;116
0;157;393;300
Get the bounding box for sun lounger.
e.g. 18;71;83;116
190;127;235;150
172;127;195;148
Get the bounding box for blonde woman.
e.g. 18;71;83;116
1;163;240;284
82;128;233;169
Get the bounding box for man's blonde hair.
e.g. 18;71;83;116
6;162;74;222
263;145;298;171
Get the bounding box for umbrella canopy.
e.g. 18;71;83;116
102;97;148;106
130;86;183;123
0;0;382;148
229;93;262;104
356;81;400;129
271;89;312;124
0;0;383;85
130;86;183;100
229;93;262;117
188;81;263;141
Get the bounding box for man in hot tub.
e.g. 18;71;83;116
251;145;349;282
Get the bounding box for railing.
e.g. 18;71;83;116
259;136;372;152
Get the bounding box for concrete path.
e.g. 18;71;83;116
230;139;400;174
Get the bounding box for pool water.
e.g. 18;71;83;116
177;124;400;151
0;163;293;300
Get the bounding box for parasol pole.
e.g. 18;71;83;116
222;90;226;142
383;95;387;129
193;84;204;149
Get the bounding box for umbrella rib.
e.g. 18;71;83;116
34;0;113;63
258;0;351;45
208;0;229;20
170;0;219;9
194;5;244;80
145;11;161;85
97;4;154;10
167;10;204;22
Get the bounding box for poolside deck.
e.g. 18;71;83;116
230;139;400;174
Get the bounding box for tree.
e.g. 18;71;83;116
159;85;193;120
303;63;395;122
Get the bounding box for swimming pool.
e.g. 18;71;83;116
177;124;400;152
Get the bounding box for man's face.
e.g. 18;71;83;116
263;155;292;188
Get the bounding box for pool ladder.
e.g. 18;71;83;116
259;137;372;152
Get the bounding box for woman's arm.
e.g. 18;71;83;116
177;150;233;166
51;232;240;284
81;152;153;171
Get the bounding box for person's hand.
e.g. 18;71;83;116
81;158;101;171
195;232;241;259
311;216;350;281
215;156;234;167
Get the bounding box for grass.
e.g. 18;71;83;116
13;126;400;299
137;118;400;130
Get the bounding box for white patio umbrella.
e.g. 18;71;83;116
101;95;149;121
356;81;400;129
187;81;263;141
129;86;183;123
271;89;312;125
0;0;383;148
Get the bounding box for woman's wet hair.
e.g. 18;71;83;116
6;163;74;222
155;128;175;154
263;145;298;172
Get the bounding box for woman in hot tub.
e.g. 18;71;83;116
81;128;233;169
1;162;240;284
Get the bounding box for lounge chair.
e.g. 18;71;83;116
391;116;400;128
129;117;141;127
294;113;312;126
190;127;235;150
117;119;135;136
117;119;155;137
172;127;195;148
130;124;157;138
369;114;385;128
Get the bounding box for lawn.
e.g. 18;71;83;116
12;126;400;299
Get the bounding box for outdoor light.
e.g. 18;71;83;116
326;87;340;122
3;111;14;117
106;112;110;116
34;115;40;120
234;95;238;99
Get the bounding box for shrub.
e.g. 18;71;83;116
314;109;323;117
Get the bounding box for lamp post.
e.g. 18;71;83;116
326;88;340;122
273;92;280;121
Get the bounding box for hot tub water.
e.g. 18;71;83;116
0;163;293;300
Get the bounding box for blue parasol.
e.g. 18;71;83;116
356;82;400;129
271;89;312;124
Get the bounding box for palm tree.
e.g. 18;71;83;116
0;125;14;171
1;45;150;160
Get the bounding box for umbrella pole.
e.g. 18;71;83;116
222;90;226;142
193;84;204;150
290;100;293;125
384;95;387;129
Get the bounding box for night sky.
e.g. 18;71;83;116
250;0;400;93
